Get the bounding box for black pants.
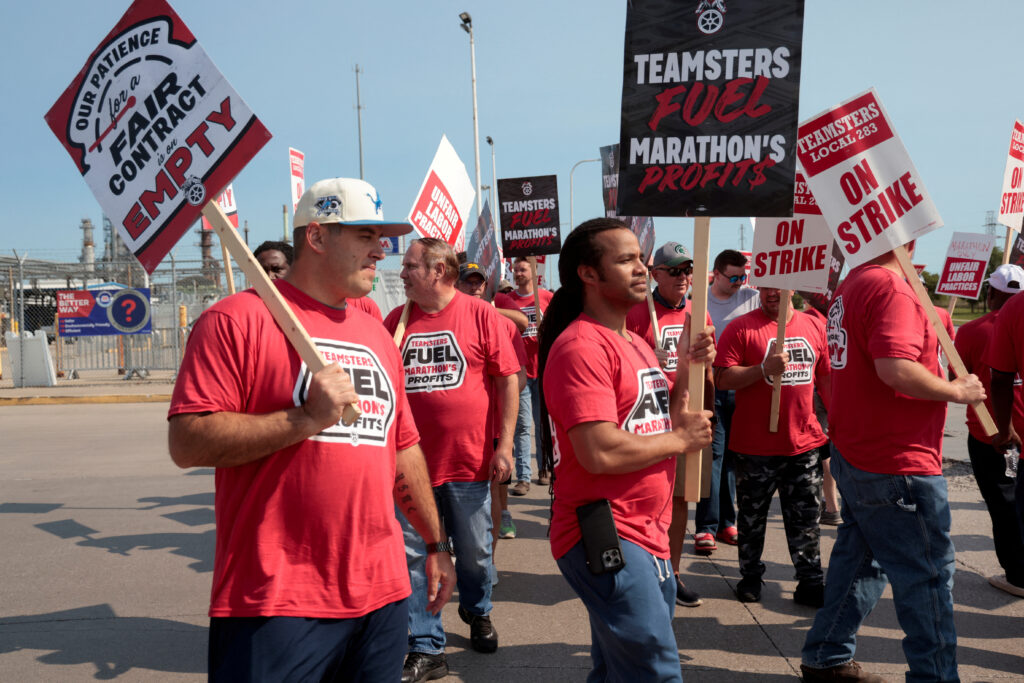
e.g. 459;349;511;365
735;448;823;583
967;435;1024;587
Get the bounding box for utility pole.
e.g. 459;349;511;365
739;223;746;251
355;64;365;180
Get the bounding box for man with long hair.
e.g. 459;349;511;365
538;218;715;680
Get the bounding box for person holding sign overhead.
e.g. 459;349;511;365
713;288;830;607
800;245;985;683
168;178;455;682
539;218;715;682
626;240;715;608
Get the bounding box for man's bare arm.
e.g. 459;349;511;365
874;357;984;404
495;307;529;332
168;364;357;468
490;373;518;481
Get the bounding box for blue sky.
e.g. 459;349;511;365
2;0;1022;287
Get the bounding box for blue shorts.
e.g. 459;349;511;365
208;598;408;682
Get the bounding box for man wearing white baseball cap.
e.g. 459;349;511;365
967;263;1024;598
169;177;455;681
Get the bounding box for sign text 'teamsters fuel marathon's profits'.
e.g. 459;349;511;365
617;1;804;217
45;0;270;272
501;198;559;251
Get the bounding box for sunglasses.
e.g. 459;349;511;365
653;265;693;277
725;273;748;284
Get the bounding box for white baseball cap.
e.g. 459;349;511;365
293;178;413;237
987;264;1024;294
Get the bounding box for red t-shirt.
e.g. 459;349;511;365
348;296;383;321
827;265;946;475
626;295;713;387
168;280;419;618
544;315;675;560
714;309;829;456
384;292;520;486
956;308;1024;441
491;315;527;439
494;288;553;378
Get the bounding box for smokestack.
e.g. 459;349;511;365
80;218;95;272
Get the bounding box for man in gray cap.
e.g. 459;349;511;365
964;263;1024;597
626;240;715;609
169;177;455;682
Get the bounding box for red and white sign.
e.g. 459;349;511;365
998;120;1024;230
796;89;942;268
201;183;238;230
289;147;305;214
44;0;271;273
750;172;835;293
935;231;996;300
408;135;476;251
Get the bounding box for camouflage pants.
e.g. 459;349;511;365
734;448;824;583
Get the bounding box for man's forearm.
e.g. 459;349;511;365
394;445;444;544
715;364;764;391
168;409;320;468
496;374;519;450
875;357;961;402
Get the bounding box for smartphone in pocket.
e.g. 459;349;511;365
575;499;625;575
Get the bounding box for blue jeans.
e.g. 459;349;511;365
514;376;543;482
695;389;737;534
802;448;958;683
556;539;682;683
208;599;408;682
401;481;493;655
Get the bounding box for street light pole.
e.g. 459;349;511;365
460;12;482;223
486;136;497;223
569;158;600;231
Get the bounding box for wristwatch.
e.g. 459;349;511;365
425;540;454;555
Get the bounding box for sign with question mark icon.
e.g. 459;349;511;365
57;287;152;336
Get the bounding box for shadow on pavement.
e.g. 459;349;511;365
0;604;205;679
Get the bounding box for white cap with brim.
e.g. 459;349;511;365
293;177;413;237
987;263;1024;294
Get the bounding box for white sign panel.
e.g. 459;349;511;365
289;147;305;214
408;135;476;251
998;120;1024;230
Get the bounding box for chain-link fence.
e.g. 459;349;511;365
0;253;236;385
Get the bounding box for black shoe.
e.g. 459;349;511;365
401;652;448;683
736;576;763;602
794;580;825;608
458;605;498;653
674;574;703;607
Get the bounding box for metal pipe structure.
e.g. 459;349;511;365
486;136;497;224
460;12;482;223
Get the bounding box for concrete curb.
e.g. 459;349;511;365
0;394;171;406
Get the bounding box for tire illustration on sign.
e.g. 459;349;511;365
697;10;723;34
182;176;206;206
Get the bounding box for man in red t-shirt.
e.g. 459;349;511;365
626;240;715;609
542;218;714;681
385;239;519;680
495;256;554;493
168;178;455;682
455;263;527;554
800;245;985;683
714;288;830;607
982;265;1024;598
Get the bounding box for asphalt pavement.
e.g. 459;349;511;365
0;380;1021;681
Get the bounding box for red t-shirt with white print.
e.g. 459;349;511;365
714;309;829;456
494;288;553;378
626;295;713;387
385;292;520;486
956;308;1024;441
544;315;675;560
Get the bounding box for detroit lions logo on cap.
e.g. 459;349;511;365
314;196;341;217
366;190;383;215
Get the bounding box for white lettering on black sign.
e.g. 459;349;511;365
293;339;396;445
401;331;467;393
623;368;673;435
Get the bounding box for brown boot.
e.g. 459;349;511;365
537;470;551;486
510;480;530;496
800;661;888;683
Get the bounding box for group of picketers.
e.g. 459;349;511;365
168;176;1024;683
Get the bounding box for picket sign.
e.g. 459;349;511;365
892;246;996;435
682;216;711;501
947;295;957;317
768;291;792;432
529;257;543;325
391;301;412;347
645;276;661;348
220;241;236;295
201;201;359;425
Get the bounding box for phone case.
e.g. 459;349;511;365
575;499;626;575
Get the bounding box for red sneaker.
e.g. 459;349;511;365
716;526;738;545
694;532;717;555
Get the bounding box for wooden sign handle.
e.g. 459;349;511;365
768;290;791;433
1004;225;1013;265
646;274;661;348
220;242;236;295
894;246;996;436
683;216;711;501
528;256;542;325
201;202;360;426
392;301;411;347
